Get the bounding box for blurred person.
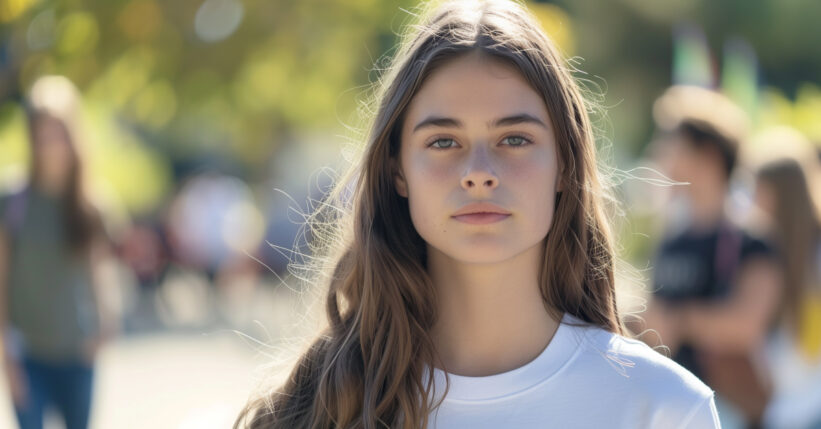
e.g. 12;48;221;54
118;219;171;332
166;172;263;281
0;76;117;429
164;171;265;328
639;85;782;428
235;1;720;428
753;157;821;429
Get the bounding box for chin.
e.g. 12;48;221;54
433;239;527;265
455;253;520;265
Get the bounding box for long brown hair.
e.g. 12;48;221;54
756;158;821;333
237;1;622;427
25;75;101;254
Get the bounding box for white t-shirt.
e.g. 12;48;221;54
427;313;720;428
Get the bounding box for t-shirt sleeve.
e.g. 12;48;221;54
676;394;721;429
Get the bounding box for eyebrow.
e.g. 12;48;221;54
411;113;549;134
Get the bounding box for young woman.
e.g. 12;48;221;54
236;1;719;427
0;75;114;429
753;157;821;428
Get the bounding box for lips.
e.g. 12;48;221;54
451;202;511;225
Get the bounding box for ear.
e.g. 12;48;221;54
392;159;408;198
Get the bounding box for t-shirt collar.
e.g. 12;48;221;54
429;312;583;402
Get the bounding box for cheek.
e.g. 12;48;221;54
403;151;458;194
403;155;454;227
659;143;689;180
513;149;558;190
509;153;559;233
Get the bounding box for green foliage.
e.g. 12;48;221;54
0;0;818;218
0;0;417;212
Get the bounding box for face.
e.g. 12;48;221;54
753;179;777;221
31;115;74;192
394;53;561;264
654;132;726;191
654;133;697;185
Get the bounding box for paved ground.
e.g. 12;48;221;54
0;269;309;429
0;332;262;429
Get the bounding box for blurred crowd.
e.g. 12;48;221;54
0;75;329;429
627;85;821;429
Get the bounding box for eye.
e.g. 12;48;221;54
501;135;532;147
429;138;458;149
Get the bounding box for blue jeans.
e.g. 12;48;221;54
13;355;94;429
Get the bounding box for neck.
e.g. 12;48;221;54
428;242;560;376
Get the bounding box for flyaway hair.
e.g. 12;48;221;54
236;1;622;427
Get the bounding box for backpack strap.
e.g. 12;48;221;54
714;219;743;291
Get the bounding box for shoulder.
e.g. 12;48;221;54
561;316;717;427
0;187;28;231
566;319;710;392
740;229;774;260
721;218;774;260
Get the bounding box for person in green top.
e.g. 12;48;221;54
0;75;116;429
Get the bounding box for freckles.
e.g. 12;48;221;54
407;160;458;197
502;159;548;184
426;159;456;181
517;151;558;181
408;153;449;179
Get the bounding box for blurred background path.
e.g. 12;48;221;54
0;274;303;429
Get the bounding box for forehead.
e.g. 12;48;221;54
402;53;550;130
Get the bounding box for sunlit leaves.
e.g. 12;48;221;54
55;11;99;56
86;46;155;110
117;0;163;42
759;84;821;142
84;104;172;216
529;2;575;55
0;0;37;23
132;79;177;129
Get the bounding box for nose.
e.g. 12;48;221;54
460;147;499;191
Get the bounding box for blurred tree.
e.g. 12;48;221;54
0;0;418;211
0;0;818;216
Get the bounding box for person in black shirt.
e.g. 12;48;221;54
640;86;782;429
653;224;772;303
